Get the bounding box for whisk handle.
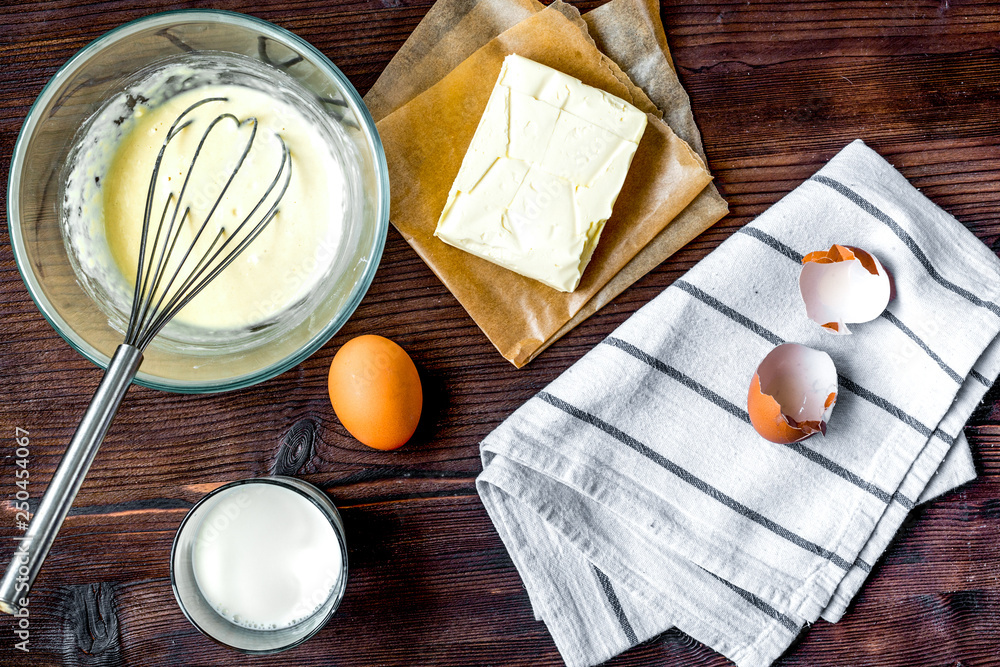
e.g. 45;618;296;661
0;344;143;615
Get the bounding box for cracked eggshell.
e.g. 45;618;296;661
747;343;838;444
799;244;891;334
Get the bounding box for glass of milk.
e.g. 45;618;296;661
171;477;348;653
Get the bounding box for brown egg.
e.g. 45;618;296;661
328;335;422;450
748;343;838;444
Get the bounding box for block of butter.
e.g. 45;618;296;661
433;54;648;292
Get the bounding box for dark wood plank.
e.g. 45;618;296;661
3;1;1000;666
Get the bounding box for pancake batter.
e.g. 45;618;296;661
100;84;347;330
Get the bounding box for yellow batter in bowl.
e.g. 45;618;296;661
101;84;347;330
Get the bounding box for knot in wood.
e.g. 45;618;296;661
272;418;318;475
62;582;121;665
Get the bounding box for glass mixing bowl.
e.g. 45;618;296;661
7;10;389;392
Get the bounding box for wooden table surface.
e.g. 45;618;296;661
3;1;1000;665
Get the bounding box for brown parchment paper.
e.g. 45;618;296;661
547;0;730;356
375;5;713;366
365;0;545;123
587;0;704;155
369;0;728;366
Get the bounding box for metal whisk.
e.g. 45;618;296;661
0;97;291;613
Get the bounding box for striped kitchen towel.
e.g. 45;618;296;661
477;140;1000;667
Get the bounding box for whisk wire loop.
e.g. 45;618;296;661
141;141;292;348
129;96;228;340
127;96;291;350
142;114;258;316
132;112;259;344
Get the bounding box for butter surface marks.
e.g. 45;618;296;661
434;54;647;292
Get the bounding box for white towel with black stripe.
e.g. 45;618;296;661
476;140;1000;667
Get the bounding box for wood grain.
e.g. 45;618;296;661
3;0;1000;665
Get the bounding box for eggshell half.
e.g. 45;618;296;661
748;343;838;444
799;244;891;334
